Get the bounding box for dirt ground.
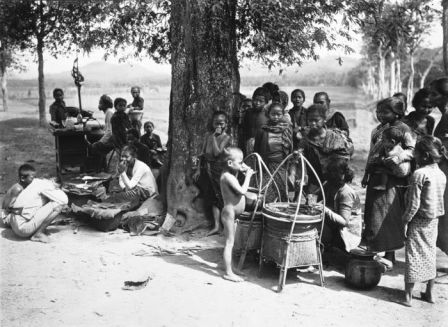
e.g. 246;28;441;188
1;101;448;327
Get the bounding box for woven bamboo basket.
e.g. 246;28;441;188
261;225;319;267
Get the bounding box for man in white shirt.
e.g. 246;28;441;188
107;145;158;203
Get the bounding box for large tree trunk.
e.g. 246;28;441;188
443;0;448;74
163;0;240;233
0;60;7;112
37;35;46;127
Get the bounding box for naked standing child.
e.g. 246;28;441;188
220;147;254;282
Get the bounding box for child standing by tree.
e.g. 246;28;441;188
193;111;233;236
220;147;254;282
402;136;446;306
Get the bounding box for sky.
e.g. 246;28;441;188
13;18;444;79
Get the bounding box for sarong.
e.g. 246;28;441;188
405;216;438;283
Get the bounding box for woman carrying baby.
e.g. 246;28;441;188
362;97;416;264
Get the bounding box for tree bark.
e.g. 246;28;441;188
395;56;401;92
37;35;46;127
389;51;396;96
163;0;240;232
377;45;386;99
0;57;8;112
443;0;448;74
407;52;415;107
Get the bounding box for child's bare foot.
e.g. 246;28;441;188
223;273;244;282
420;292;435;304
206;227;220;236
30;232;50;243
402;292;412;307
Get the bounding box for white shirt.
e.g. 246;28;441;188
13;179;68;220
119;159;158;195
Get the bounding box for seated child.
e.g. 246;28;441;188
140;121;165;168
49;88;66;127
220;147;255;282
322;158;362;253
2;164;68;243
366;126;412;191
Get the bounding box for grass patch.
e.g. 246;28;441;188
0;118;56;192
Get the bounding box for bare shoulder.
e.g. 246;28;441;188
8;183;23;196
220;171;236;183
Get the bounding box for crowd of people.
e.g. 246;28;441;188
2;77;448;305
194;79;448;304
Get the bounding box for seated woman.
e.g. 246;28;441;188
322;158;362;253
107;145;158;204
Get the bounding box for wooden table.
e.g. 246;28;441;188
52;128;104;179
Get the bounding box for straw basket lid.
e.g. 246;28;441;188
262;202;322;223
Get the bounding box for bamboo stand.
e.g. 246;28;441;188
258;152;326;292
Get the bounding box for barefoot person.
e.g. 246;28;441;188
1;164;36;223
193;111;233;236
2;164;68;243
402;136;446;306
220;147;255;282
